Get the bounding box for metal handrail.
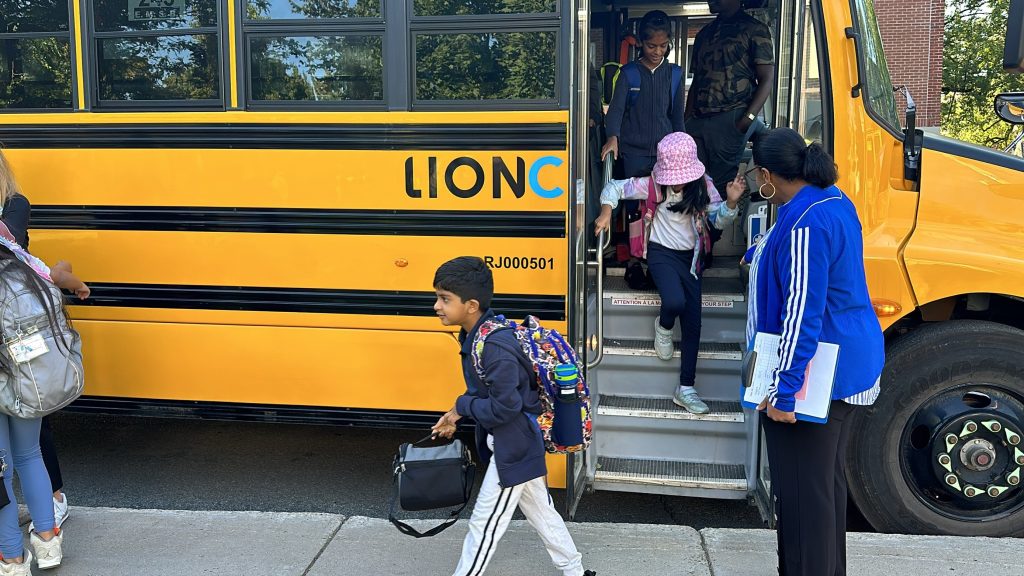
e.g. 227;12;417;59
586;156;614;370
586;230;607;370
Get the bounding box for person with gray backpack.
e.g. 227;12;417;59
0;161;74;533
0;153;89;575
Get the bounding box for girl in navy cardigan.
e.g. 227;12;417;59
744;128;883;576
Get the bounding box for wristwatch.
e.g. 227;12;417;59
746;113;756;122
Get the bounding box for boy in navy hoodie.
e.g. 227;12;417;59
431;256;595;576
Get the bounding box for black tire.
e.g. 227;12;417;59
847;320;1024;536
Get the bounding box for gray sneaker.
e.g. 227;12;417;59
653;318;674;360
673;387;710;414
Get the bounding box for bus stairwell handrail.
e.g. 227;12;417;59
586;157;613;370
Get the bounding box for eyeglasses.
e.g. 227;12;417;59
743;165;762;177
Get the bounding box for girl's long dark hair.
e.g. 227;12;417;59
638;10;673;50
665;176;710;215
0;245;73;369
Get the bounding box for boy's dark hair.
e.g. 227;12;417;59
434;256;494;310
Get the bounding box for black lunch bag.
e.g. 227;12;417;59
388;434;476;538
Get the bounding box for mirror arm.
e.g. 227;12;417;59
895;86;921;184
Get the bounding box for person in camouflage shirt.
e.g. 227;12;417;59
685;0;775;196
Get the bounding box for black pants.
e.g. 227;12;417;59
620;153;655;178
762;401;857;576
646;243;702;387
39;416;63;493
686;108;748;194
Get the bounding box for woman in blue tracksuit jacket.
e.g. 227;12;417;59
743;128;884;576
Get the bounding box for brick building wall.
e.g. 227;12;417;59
874;0;945;127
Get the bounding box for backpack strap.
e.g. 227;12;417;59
670;64;683;108
470;318;533;385
388;437;477;539
624;62;683;110
600;62;621;107
622;62;642;109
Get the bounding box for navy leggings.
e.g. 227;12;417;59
646;242;702;387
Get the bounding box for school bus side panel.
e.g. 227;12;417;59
903;145;1024;305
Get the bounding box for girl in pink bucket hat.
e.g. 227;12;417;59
595;132;744;413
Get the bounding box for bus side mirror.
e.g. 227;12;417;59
1006;0;1024;72
895;86;921;185
995;93;1024;124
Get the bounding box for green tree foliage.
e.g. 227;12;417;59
0;1;72;108
245;1;383;101
0;0;69;32
943;0;1024;149
416;32;556;100
412;0;554;16
246;0;380;20
413;0;556;101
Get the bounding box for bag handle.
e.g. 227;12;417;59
387;446;477;539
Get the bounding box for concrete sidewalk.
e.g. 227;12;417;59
11;507;1020;575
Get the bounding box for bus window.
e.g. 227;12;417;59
243;1;385;106
413;31;557;103
793;2;828;143
410;3;561;108
850;0;901;133
412;0;557;16
90;0;221;106
246;0;381;19
0;0;73;110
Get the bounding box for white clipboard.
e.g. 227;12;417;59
741;332;839;423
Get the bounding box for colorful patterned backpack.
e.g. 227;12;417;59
470;315;592;454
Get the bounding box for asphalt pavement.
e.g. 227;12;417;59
46;412;763;528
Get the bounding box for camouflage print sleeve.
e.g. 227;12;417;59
750;23;775;66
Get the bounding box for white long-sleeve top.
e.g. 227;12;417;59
600;175;738;251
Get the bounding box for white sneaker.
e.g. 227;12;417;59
30;529;62;570
673;387;710;415
53;494;68;528
29;493;68;532
653;318;675;361
0;549;32;576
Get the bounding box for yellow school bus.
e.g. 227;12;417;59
2;0;1023;536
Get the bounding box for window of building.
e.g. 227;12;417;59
0;1;73;110
410;3;561;108
90;0;222;106
243;0;384;107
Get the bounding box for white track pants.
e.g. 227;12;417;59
452;436;584;576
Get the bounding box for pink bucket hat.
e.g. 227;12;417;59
652;132;706;186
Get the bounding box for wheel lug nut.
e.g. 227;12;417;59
966;422;978;433
946;434;959;446
1010;434;1021;446
938;454;951;466
1010;475;1020;486
1018;455;1024;466
989;487;1001;497
945;474;958;486
992;422;1003;433
965;486;977;497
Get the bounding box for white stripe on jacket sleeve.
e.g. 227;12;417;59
768;227;810;405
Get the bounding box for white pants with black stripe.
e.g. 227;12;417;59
453;436;584;576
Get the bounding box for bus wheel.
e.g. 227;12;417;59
848;320;1024;537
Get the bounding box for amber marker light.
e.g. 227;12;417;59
872;299;902;317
